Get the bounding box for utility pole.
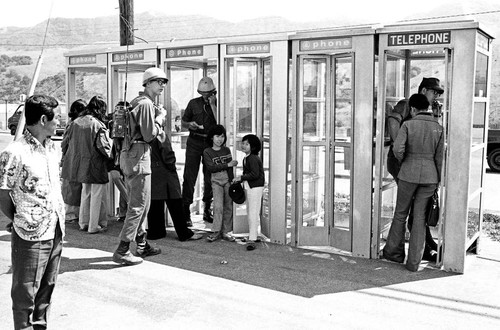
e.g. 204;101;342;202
119;0;134;46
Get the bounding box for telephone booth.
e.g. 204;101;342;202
289;27;377;257
107;44;160;110
374;20;494;273
159;39;220;215
219;34;290;241
65;49;108;114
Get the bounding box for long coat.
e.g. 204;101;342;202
150;135;182;200
393;112;444;184
61;114;112;184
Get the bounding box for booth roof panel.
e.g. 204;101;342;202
158;37;220;48
376;19;493;39
218;31;293;43
290;25;378;40
104;42;161;53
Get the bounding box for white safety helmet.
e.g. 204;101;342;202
142;67;168;87
197;77;216;94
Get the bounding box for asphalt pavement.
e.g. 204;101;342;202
1;213;500;329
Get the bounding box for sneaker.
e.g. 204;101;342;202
242;237;261;243
88;226;107;234
188;233;204;240
246;242;256;251
136;242;161;257
113;250;143;266
79;225;89;231
222;233;235;242
206;234;220;242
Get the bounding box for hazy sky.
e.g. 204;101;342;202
0;0;448;28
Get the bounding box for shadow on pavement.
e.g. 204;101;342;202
48;218;457;298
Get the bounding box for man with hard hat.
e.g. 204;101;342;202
112;67;167;266
181;77;218;226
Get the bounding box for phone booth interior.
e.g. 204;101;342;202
219;35;289;242
65;50;108;115
374;21;493;273
160;40;219;217
289;27;376;257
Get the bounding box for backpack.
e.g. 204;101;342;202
110;103;131;168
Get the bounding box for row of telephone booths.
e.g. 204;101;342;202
65;20;494;273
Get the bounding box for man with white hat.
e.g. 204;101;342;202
181;77;218;226
112;67;167;266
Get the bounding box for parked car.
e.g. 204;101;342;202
487;129;500;172
8;104;67;136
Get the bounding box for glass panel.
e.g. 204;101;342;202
75;70;107;101
469;148;484;195
334;57;352;142
262;61;271;233
385;56;405;102
262;140;270;234
118;70;143;104
169;67;202;133
303;58;326;141
380;187;398;242
475;52;488;97
384;56;406;184
472;102;486;146
409;58;445;93
334;146;351;229
236;61;257;136
302;146;326;227
467;194;481;240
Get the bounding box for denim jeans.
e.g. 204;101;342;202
182;136;212;205
383;180;436;270
11;223;63;330
119;143;151;242
211;179;233;235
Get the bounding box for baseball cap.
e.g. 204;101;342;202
419;77;444;94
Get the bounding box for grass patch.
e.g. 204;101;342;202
483;213;500;242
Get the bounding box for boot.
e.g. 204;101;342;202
203;202;213;223
184;203;193;227
136;233;161;257
113;240;143;266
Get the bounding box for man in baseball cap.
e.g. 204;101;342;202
418;77;444;95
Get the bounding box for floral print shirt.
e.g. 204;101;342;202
0;130;65;241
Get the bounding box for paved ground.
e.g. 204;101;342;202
1;214;500;329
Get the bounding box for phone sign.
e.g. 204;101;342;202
388;31;451;46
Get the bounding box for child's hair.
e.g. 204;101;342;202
242;134;261;155
408;93;430;111
207;124;227;146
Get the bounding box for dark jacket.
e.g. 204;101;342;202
150;136;182;200
61;115;112;184
393;112;444;184
241;154;265;188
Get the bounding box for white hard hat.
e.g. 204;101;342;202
142;67;168;87
197;77;216;93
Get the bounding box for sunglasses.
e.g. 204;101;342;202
430;89;442;96
154;80;166;87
